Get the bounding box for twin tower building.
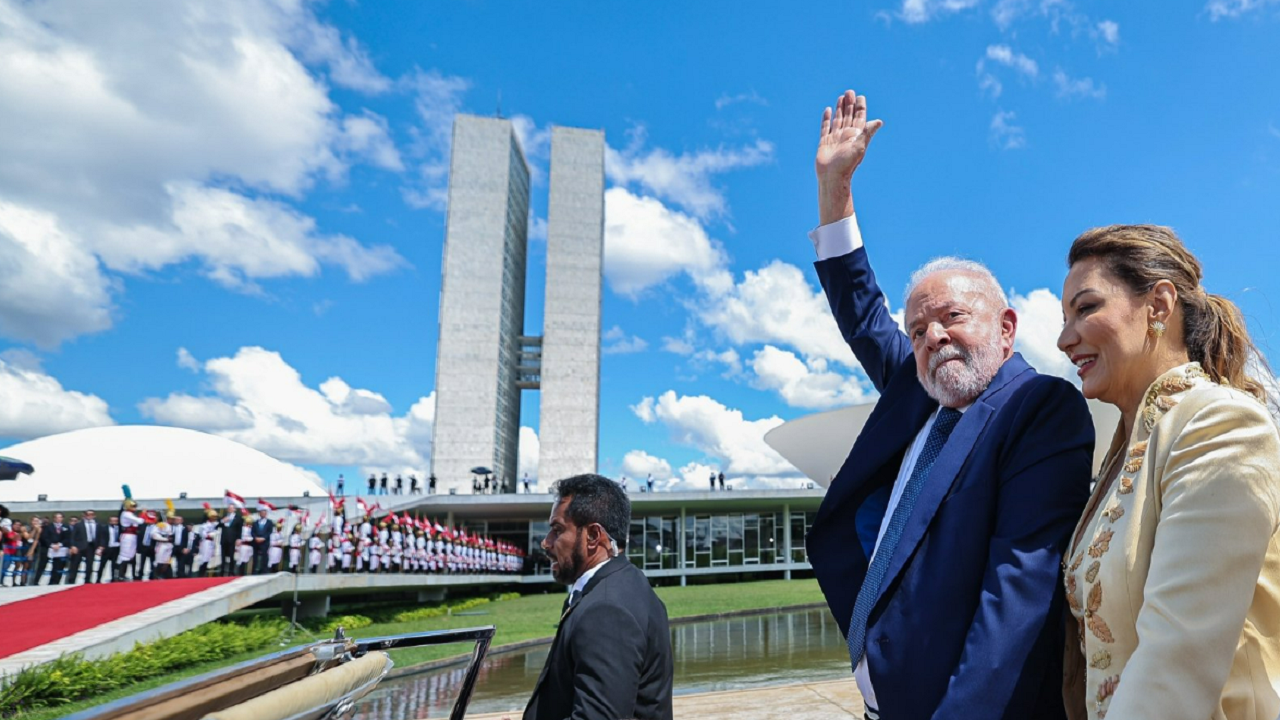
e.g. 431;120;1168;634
430;115;605;493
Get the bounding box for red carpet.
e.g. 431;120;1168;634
0;577;236;660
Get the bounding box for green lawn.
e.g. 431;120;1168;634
4;579;823;720
379;578;825;667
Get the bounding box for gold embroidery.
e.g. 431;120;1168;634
1088;528;1114;558
1065;573;1082;612
1128;442;1147;458
1086;582;1114;643
1069;552;1084;572
1085;560;1100;583
1089;650;1112;669
1155;395;1180;412
1104;504;1125;523
1118;477;1133;495
1142;403;1159;431
1096;674;1119;701
1123;456;1143;473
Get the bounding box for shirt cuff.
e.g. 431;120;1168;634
808;214;864;261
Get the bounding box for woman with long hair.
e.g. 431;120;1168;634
1057;224;1280;719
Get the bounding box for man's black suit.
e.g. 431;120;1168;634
524;557;673;720
219;514;243;576
171;524;195;578
98;524;121;582
67;518;103;584
36;522;71;585
250;517;273;575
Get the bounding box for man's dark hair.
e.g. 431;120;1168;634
552;474;630;551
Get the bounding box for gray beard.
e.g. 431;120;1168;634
920;342;1004;407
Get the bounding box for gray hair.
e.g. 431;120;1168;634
904;257;1009;310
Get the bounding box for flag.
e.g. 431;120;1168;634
356;497;369;517
316;512;327;529
287;504;303;514
224;490;246;508
257;498;278;511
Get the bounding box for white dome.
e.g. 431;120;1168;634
0;425;326;503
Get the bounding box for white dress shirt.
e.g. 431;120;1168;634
809;213;968;712
569;556;611;605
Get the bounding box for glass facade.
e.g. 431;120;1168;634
625;510;816;571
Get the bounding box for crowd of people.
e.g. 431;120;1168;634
344;472;436;496
0;496;524;586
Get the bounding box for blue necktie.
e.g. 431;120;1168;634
847;407;962;668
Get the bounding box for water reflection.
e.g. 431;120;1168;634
352;608;848;719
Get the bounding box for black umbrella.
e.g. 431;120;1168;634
0;456;35;482
469;466;493;475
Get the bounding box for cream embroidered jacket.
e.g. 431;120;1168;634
1064;363;1280;720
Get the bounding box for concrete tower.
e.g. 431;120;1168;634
430;116;530;491
537;127;606;484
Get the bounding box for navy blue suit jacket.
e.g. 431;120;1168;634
806;248;1093;720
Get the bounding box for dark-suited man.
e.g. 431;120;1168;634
804;90;1093;720
219;506;243;576
98;516;121;582
250;506;273;575
36;513;71;585
170;515;194;578
67;509;103;584
524;474;673;720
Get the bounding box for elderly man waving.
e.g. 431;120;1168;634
803;89;1095;720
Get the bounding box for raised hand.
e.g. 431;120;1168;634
816;89;883;225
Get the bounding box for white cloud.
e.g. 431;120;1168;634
977;64;1004;99
602;325;649;355
402;69;471;210
176;347;200;372
898;0;982;24
518;426;539;482
1207;0;1280;20
1095;20;1121;49
0;357;114;439
692;348;743;377
337;111;404;172
605;127;773;220
138;346;436;469
695;260;858;370
620;450;672;483
749;346;874;409
985;45;1040;78
631;390;796;477
1010;288;1078;382
0;200;113;348
287;16;392;94
95;184;404;292
603;187;728;298
511;114;552;185
990;110;1028;150
1053;69;1107;100
715;91;768;110
0;0;408;345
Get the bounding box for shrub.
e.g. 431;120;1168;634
0;618;287;717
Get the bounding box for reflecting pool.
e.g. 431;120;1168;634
352;607;849;718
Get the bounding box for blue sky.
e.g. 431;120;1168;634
2;0;1278;492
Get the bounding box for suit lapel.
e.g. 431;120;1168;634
817;381;935;527
527;558;627;711
872;354;1031;608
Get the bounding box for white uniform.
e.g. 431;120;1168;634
288;532;302;571
118;510;142;563
196;520;217;568
268;530;283;569
237;526;253;565
152;524;174;567
308;535;324;570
